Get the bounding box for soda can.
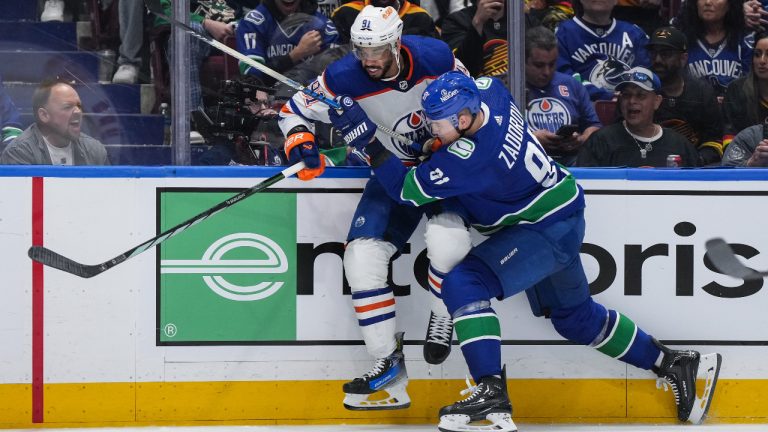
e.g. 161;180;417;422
666;154;682;167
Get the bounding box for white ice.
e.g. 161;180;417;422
3;425;767;432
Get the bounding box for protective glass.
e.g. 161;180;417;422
352;44;390;60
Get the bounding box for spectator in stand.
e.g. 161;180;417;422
648;26;725;166
155;0;248;110
0;75;23;147
104;0;145;84
556;0;650;101
332;0;438;44
236;0;340;86
525;26;600;166
441;0;539;80
0;80;109;165
613;0;665;36
532;0;575;31
721;122;768;166
576;66;698;167
723;32;768;136
674;0;753;97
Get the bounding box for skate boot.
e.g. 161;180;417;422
438;366;517;432
424;311;453;364
343;332;410;410
653;339;722;424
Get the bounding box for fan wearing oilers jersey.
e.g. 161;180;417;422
525;26;601;166
326;71;723;432
278;5;473;410
555;0;650;101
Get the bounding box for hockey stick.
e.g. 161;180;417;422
705;238;768;280
144;0;412;145
28;162;306;278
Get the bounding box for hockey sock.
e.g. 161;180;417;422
428;264;450;315
352;286;397;358
454;307;502;383
592;309;660;370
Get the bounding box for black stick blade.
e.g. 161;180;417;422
28;246;104;279
705;238;768;280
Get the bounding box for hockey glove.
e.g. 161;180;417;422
327;95;376;151
284;130;325;181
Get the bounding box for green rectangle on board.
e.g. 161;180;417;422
158;190;297;343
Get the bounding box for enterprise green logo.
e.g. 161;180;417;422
157;189;297;344
161;232;288;301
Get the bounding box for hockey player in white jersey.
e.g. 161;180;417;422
278;5;472;410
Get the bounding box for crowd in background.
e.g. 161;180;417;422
3;0;768;167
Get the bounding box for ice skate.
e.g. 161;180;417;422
343;332;410;410
424;311;453;364
438;366;517;432
653;339;722;424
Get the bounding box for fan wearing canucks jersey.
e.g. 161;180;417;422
236;0;340;84
278;5;473;411
327;71;723;432
555;0;650;101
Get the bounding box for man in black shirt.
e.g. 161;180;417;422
577;66;699;167
648;26;725;166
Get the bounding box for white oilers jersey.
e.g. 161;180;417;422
278;35;468;164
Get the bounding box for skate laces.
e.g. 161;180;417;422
656;376;680;405
427;313;453;346
363;357;390;380
458;376;481;401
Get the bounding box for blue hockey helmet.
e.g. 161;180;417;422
421;71;481;129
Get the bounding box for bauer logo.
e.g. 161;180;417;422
157;189;297;344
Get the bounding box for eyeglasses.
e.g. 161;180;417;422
617;71;653;83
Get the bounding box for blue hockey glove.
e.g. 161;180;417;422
346;146;371;166
327;95;376;151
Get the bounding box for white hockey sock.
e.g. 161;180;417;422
428;264;450;316
352;286;397;358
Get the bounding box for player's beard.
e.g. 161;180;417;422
364;56;395;80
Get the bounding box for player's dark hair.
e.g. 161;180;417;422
525;26;558;59
32;78;75;123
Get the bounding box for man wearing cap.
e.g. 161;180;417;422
649;26;725;166
576;66;699;167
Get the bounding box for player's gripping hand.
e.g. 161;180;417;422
284;129;325;181
328;95;376;151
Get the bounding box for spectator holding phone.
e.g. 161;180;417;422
525;26;601;166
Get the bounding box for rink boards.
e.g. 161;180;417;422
1;166;768;427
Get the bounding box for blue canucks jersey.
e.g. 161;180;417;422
556;17;650;100
526;71;601;134
278;35;468;164
236;7;339;79
686;33;754;95
0;76;21;144
373;77;586;234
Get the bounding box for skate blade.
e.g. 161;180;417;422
438;412;517;432
343;383;411;411
687;353;722;425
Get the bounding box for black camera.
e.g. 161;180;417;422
193;79;287;166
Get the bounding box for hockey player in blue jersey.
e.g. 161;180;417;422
327;71;723;431
278;5;473;410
